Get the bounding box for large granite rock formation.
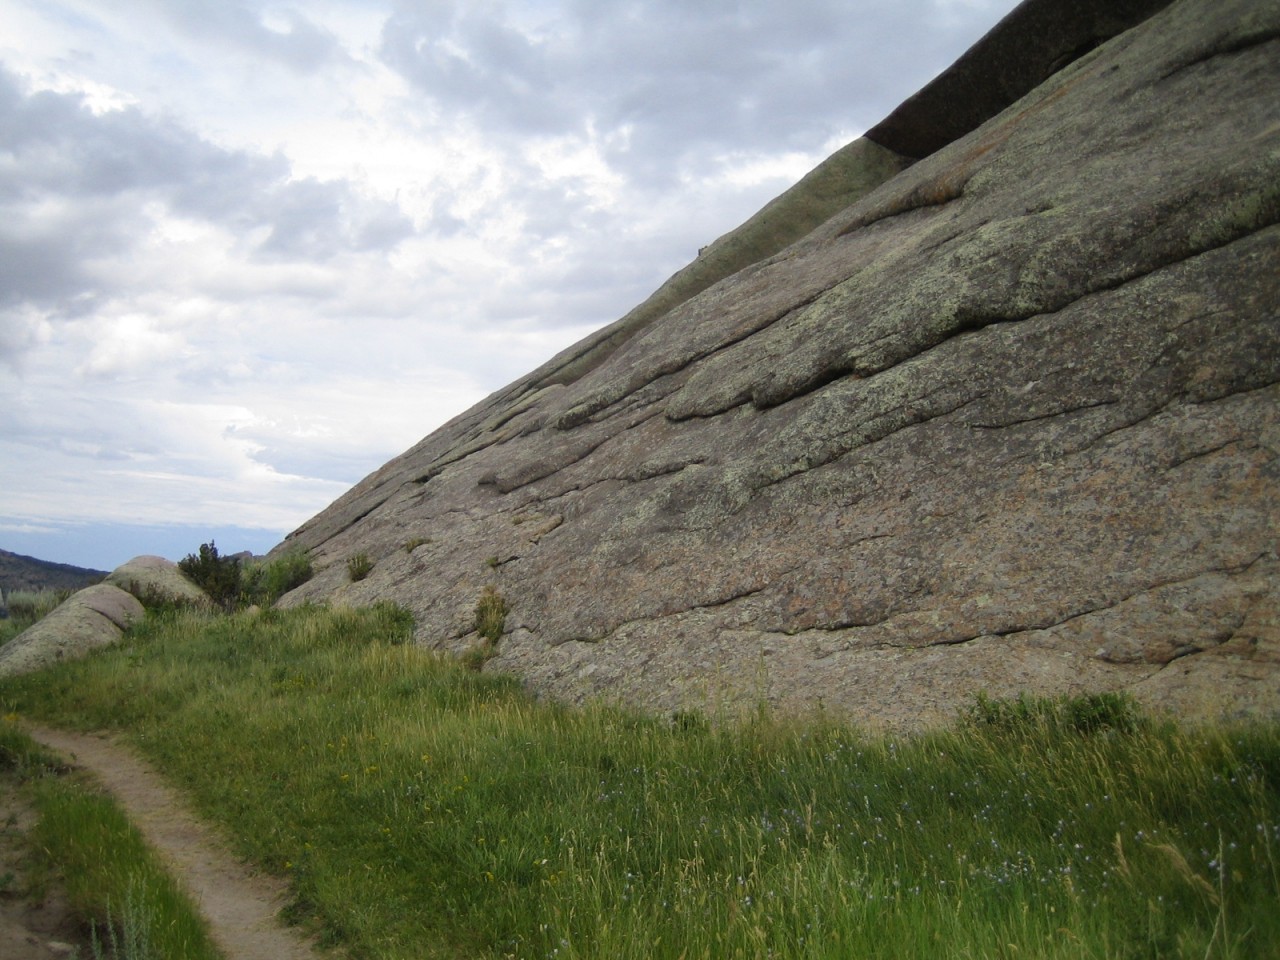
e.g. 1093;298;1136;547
275;0;1280;730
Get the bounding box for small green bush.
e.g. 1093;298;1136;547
367;600;415;644
177;541;241;611
242;550;313;605
346;553;374;582
966;690;1145;735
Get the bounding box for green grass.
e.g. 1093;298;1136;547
0;723;223;960
0;603;1277;960
347;552;374;582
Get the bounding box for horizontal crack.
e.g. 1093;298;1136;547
559;288;835;430
1167;436;1246;469
556;584;770;646
1157;28;1280;83
809;553;1273;652
966;399;1117;431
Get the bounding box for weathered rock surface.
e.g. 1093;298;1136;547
275;0;1280;730
105;555;212;610
0;584;143;678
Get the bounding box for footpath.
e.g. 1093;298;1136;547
21;726;326;960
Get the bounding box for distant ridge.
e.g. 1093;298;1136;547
0;548;107;595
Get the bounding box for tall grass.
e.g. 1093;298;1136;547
0;723;222;960
0;588;70;644
1;604;1276;960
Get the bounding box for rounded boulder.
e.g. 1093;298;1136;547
105;555;212;610
0;584;144;678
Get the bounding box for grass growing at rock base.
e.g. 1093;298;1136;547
1;603;1277;960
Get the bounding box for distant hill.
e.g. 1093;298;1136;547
0;548;107;596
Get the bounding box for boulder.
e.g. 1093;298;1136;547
105;555;212;610
0;584;144;678
273;0;1280;730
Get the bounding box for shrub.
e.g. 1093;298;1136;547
346;553;374;582
242;550;313;606
177;541;241;611
966;690;1145;735
367;601;415;644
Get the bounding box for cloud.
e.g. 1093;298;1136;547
0;63;416;348
378;0;1006;187
120;0;349;74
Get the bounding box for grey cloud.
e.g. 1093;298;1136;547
0;64;415;322
244;437;393;485
131;0;348;73
254;179;416;262
380;0;1014;186
0;72;285;210
0;229;96;309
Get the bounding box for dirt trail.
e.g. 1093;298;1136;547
25;726;327;960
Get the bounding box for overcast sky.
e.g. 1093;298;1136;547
0;0;1020;573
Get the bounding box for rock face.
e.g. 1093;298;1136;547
0;584;143;678
275;0;1280;730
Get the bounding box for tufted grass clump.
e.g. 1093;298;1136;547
0;605;1276;960
463;586;508;671
346;553;374;582
474;586;507;645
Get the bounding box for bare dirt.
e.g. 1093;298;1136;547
2;726;329;960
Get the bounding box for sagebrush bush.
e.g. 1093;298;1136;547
177;541;241;611
966;690;1145;734
241;550;313;605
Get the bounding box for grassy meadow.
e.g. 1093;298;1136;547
0;602;1277;959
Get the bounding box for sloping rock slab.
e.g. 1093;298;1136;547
275;0;1280;731
0;585;143;678
106;555;211;610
